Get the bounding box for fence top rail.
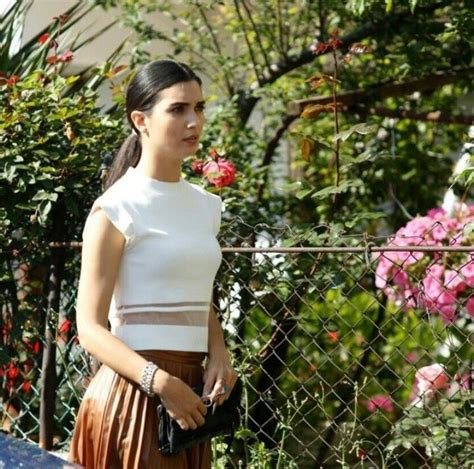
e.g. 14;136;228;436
220;246;474;253
10;242;472;253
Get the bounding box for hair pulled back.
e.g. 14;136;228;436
103;60;202;190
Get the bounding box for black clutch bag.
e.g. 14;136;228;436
157;378;242;456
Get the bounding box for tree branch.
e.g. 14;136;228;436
355;106;474;126
241;0;272;73
196;4;234;96
237;0;451;124
233;0;263;86
287;67;474;115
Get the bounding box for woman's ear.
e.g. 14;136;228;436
130;110;147;135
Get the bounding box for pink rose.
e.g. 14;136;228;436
191;158;205;175
465;297;474;317
366;394;394;413
427;208;446;218
444;270;465;293
415;364;450;399
460;260;474;288
202;157;236;188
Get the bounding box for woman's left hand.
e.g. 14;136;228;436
202;349;238;406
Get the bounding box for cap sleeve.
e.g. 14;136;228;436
83;191;135;245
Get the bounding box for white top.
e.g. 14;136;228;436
82;166;223;352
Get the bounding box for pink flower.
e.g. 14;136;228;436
422;265;444;303
59;51;74;63
465;297;474;317
447;373;471;398
366;394;394;413
427;208;446;218
460;260;474;287
191;158;205;175
392;268;409;289
202;157;236;188
376;204;474;324
444;270;465;292
415;364;450;399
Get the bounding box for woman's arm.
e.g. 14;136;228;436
76;208;207;430
208;306;229;358
204;306;238;404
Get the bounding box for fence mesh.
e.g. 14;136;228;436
1;218;472;467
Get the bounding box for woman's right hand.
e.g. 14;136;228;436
154;371;207;431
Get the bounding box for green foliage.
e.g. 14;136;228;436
0;70;124;246
388;394;474;467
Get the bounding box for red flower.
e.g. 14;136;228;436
38;33;49;45
7;363;20;381
327;331;339;343
202;157;236;188
191;158;205;175
58;319;72;334
7;75;20;87
366;394;394;413
59;51;73;63
22;380;31;393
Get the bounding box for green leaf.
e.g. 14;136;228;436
296;188;315;199
311;180;362;199
32;190;58;202
333;123;378;143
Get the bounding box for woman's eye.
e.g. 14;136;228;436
171;107;183;113
196;105;206;112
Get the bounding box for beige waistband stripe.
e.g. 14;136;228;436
110;310;209;327
116;301;210;310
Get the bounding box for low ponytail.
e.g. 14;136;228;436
103;132;141;191
102;60;202;192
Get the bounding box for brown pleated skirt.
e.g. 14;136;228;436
68;350;212;469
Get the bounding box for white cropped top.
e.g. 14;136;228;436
82;166;223;352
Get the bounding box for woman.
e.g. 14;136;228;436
68;60;238;468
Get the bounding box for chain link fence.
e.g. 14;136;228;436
1;218;473;467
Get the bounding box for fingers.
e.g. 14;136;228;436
170;397;207;431
211;371;239;406
202;369;217;398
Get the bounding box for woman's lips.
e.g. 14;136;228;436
183;137;198;144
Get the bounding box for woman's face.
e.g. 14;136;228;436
135;80;206;160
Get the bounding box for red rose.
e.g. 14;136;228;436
202;157;236;188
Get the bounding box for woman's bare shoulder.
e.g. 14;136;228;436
82;205;126;251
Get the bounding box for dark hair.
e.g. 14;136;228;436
103;60;202;190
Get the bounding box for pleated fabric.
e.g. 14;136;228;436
68;350;211;469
